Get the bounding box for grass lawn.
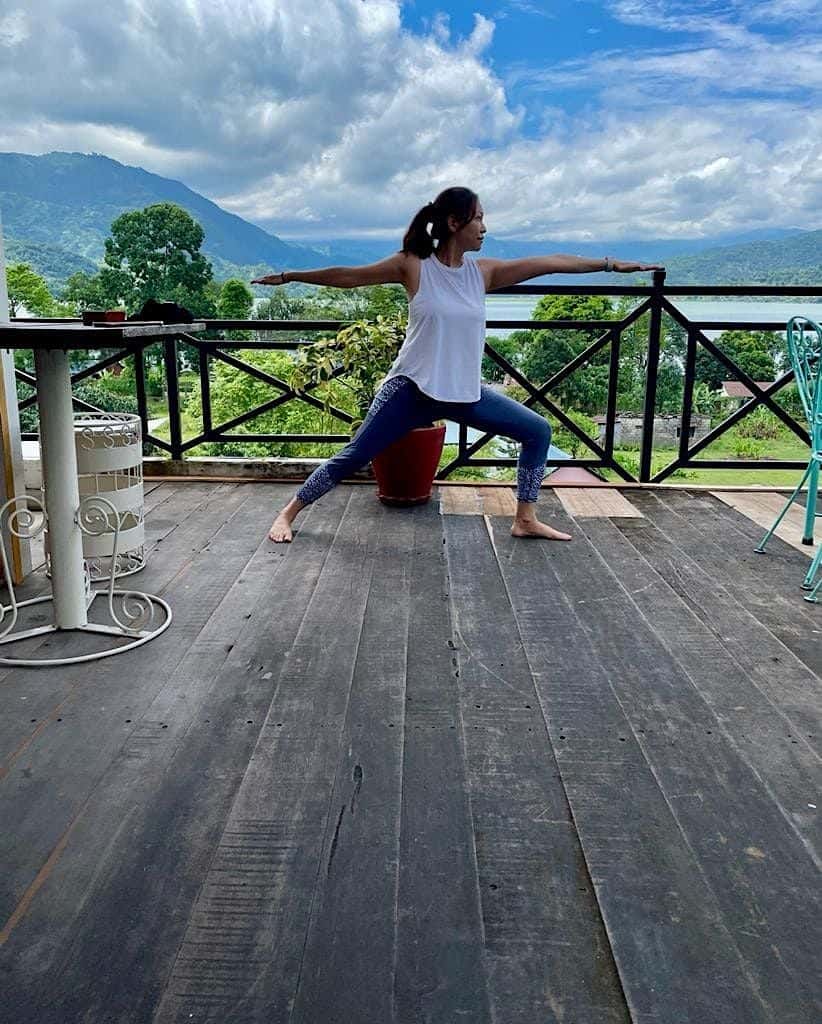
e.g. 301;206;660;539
602;432;808;487
601;465;805;487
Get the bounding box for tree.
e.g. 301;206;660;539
216;278;254;342
302;284;406;320
98;202;214;314
482;334;521;382
606;300;685;414
61;270;118;314
695;330;778;391
182;349;356;458
216;279;254;321
520;295;615;412
254;289;309;322
6;262;57;316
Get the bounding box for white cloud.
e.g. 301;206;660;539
0;2;517;190
220;102;822;241
0;9;28;47
0;0;819;241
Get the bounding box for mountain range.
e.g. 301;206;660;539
0;151;819;291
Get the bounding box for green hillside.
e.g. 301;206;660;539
0;151;318;282
662;232;822;286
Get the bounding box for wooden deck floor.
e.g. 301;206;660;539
0;481;820;1024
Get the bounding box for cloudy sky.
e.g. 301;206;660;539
1;0;820;241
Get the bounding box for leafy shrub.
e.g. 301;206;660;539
17;377;138;433
736;406;780;440
776;382;806;423
614;451;640;478
731;435;765;459
551;409;599;457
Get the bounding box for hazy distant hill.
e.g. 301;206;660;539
309;231;819;286
0;150;819;290
311;230;806;268
4;237;98;290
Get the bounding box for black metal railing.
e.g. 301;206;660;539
14;272;822;483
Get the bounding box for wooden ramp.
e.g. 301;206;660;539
555;487;643;519
711;489;817;557
440;485;642;519
0;483;819;1024
440;485;517;516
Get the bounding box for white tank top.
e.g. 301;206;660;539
386;254;487;402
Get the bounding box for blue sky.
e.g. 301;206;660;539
404;0;670;123
0;1;820;242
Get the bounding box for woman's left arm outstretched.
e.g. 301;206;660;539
478;255;664;292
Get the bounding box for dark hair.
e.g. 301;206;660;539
402;187;479;258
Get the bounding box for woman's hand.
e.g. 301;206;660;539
612;260;665;273
251;272;287;286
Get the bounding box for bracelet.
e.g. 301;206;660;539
603;257;614;272
281;270;289;284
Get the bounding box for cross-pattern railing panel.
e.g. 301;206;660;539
12;276;822;482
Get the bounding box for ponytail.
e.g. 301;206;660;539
402;203;437;258
402;187;478;258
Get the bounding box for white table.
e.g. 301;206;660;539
0;321;204;666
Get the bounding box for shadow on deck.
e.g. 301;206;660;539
0;481;820;1024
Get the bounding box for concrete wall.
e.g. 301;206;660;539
598;415;712;448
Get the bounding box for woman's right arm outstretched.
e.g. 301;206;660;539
252;251;414;290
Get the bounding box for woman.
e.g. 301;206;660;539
252;187;662;543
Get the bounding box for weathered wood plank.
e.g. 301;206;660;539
712;491;815;556
1;484;819;1024
392;502;491;1024
440;486;483;515
583;514;821;859
627;489;822;676
0;481;244;701
555;487;643;519
480;486;518;516
506;492;821;1022
151;487;390;1023
0;485;281;930
444;513;629;1024
489;499;801;1024
288;506;416;1023
0;487;346;1024
0;482;259;765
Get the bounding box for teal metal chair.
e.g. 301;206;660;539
755;316;822;602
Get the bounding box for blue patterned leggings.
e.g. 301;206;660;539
297;375;556;505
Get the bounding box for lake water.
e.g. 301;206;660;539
485;296;822;338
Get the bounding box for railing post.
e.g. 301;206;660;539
679;326;698;466
163;334;183;461
134;345;149;446
604;328;620;462
640;269;666;482
199;346;212;440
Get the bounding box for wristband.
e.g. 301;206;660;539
281;271;289;284
604;257;613;272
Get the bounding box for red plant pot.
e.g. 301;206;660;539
372;424;446;506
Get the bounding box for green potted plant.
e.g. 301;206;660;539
288;314;446;505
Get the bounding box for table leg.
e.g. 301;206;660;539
33;348;87;628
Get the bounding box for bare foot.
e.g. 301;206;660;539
268;512;293;543
511;519;572;541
